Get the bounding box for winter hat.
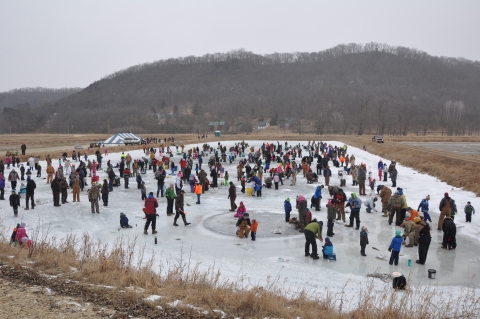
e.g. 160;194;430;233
11;189;16;193
444;192;449;197
180;189;185;193
426;195;430;201
120;212;125;216
406;207;412;211
20;222;26;228
149;192;154;196
351;192;357;199
240;201;244;205
286;198;290;202
243;213;249;218
395;230;402;236
413;217;421;223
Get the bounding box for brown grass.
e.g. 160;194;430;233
0;221;479;319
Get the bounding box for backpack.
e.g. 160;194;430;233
393;275;407;290
465;205;473;214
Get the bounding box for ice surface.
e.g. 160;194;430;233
1;140;480;307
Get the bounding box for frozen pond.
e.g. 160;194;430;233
1;140;480;306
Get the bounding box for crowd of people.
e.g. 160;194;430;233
0;140;475;262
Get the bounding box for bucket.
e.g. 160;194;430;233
428;269;436;279
246;187;252;196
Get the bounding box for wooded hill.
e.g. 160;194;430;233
2;43;479;135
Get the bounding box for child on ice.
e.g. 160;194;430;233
251;219;258;241
388;230;404;266
464;201;475;222
417;195;432;222
360;226;369;256
284;198;292;222
322;237;334;259
120;212;132;228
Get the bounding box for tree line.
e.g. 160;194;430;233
1;43;479;135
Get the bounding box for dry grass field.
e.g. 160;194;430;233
0;230;478;319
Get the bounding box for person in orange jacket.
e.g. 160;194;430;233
250;218;258;241
194;181;202;204
406;207;420;222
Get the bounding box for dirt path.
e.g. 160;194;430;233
0;277;111;319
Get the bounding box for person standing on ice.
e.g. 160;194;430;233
165;184;176;216
9;190;20;217
438;192;455;230
173;190;190;226
378;160;384;181
388;230;403;266
88;183;100;214
297;195;308;233
345;192;362;230
144;192;158;234
304;219;323;260
359;226;369;256
101;179;109;206
415;217;431;265
228;182;237;211
313;185;323;211
464;201;475;223
417;195;432;222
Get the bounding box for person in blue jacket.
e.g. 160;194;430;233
313;185;324;211
417;195;432;222
284;198;292;222
388;230;404;265
322;237;334;259
120;212;132;228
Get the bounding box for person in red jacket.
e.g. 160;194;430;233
144;192;158;234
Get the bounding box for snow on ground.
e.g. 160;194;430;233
1;140;480;310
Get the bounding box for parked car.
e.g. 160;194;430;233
74;144;83;149
372;135;384;143
123;137;141;145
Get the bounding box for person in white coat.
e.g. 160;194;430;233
364;193;378;213
28;157;35;171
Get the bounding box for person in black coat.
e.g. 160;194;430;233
441;217;456;250
119;160;125;178
101;179;109;206
50;177;61;207
9;190;20;217
25;177;36;210
210;168;218;188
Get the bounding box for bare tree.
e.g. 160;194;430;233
376;98;387;135
357;96;373;135
444;100;464;135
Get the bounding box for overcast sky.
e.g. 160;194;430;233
1;0;479;92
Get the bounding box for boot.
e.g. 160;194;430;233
173;218;179;226
144;229;148;234
152;230;157;234
183;217;191;226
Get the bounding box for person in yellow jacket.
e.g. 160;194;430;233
194;182;202;204
46;165;55;183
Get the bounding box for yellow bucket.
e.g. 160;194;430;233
246;187;252;196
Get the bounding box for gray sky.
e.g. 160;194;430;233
1;0;479;92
